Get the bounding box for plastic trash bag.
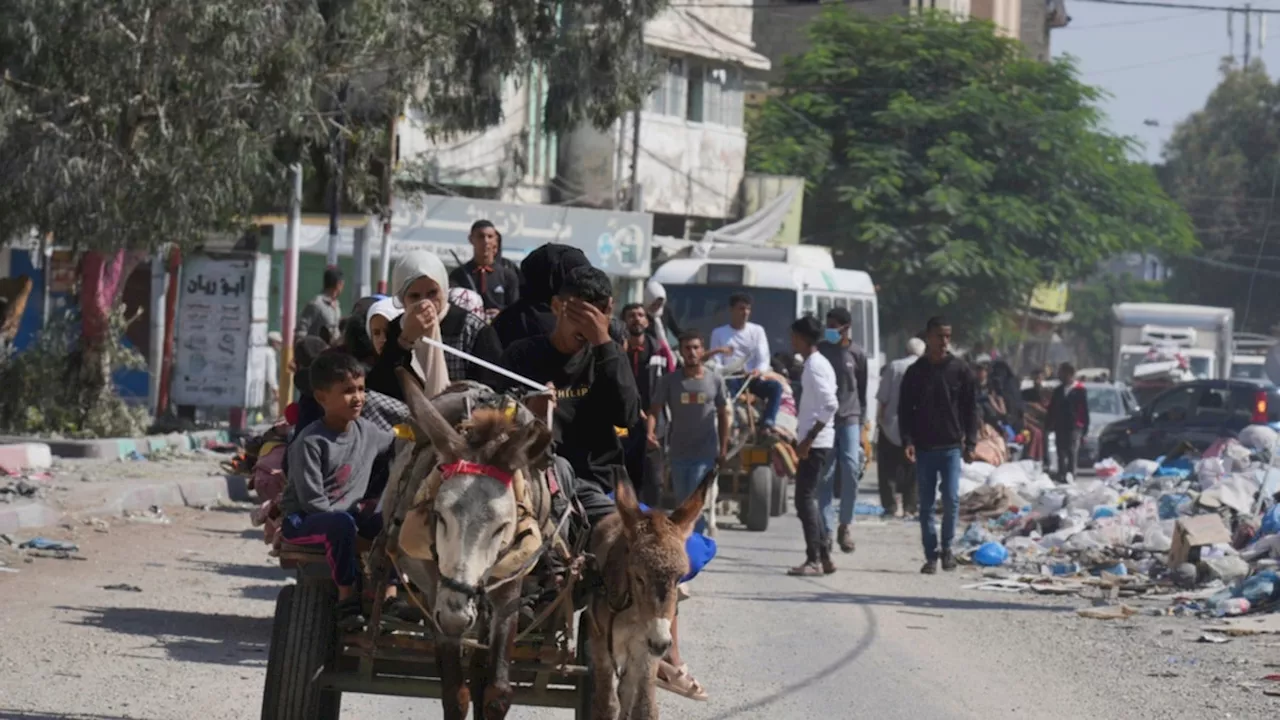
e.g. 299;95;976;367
1094;458;1122;480
1122;458;1160;480
973;542;1009;566
1238;424;1279;452
1241;570;1279;605
1158;493;1194;520
962;462;996;484
988;463;1031;489
1196;457;1225;491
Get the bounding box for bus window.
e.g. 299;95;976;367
833;296;848;309
802;293;816;317
817;295;832;322
848;298;866;349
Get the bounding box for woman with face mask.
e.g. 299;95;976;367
365;251;503;401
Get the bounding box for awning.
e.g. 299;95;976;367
645;9;771;71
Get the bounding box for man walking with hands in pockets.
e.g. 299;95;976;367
787;315;840;577
897;317;979;575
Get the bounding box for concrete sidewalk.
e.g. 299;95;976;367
0;455;250;535
0;429;232;461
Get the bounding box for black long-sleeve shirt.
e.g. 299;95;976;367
364;307;504;400
817;340;868;427
1046;382;1090;437
897;354;979;452
449;259;522;311
498;337;640;508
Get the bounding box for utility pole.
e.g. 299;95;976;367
280;163;303;417
379;111;397;294
1245;3;1253;65
326;83;349;269
628;5;644;212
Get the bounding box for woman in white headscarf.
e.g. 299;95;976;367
365;297;403;356
365;250;503;400
643;279;678;371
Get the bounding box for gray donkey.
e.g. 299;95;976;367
381;371;555;720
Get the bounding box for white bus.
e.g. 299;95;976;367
651;245;882;432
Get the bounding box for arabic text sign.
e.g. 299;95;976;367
172;253;271;408
391;195;653;277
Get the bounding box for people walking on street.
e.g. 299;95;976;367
787;315;840;577
1047;362;1089;484
621;302;670;507
876;337;924;518
448;219;521;317
297;267;344;345
708;293;784;435
648;330;730;534
816;307;868;554
898;317;979;575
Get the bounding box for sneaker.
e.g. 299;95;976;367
381;596;425;624
920;559;938;575
941;550;957;572
336;596;367;633
837;525;856;554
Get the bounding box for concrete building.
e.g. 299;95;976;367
557;0;771;237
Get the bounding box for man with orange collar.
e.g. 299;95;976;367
1046;362;1089;484
449;219;521;317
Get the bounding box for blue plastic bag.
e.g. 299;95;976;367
1258;506;1280;542
1092;506;1117;520
1159;493;1192;520
973;542;1008;567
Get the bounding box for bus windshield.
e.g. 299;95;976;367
664;286;798;365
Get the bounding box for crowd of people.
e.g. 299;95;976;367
269;219;1095;699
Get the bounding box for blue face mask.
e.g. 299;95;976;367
823;328;843;344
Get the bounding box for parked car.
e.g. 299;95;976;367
1097;379;1280;463
1078;382;1141;467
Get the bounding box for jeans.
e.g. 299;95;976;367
916;447;961;562
282;508;383;587
725;376;784;429
818;424;864;534
1055;430;1081;483
670;458;715;535
795;447;833;563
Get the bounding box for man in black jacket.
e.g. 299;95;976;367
898;316;979;575
620;303;666;507
1046;362;1089;484
448;219;521;316
498;266;641;524
816;307;868;554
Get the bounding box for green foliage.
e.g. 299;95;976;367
747;9;1195;338
1161;61;1280;332
0;307;149;438
1067;275;1169;366
0;0;662;250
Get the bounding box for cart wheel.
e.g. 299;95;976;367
770;470;787;517
260;582;342;720
743;466;772;532
575;611;594;720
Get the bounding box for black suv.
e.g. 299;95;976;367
1097;379;1280;463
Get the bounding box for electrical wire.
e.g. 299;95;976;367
1241;158;1280;329
1084;49;1224;76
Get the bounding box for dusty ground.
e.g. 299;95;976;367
1;477;1278;720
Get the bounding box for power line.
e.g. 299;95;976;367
1085;49;1224;76
1064;8;1214;29
1071;0;1280;14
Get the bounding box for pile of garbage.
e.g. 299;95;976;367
953;425;1280;620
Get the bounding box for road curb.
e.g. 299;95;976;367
0;474;251;535
0;430;231;461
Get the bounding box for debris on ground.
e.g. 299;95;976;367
954;428;1280;626
123;505;170;525
101;583;142;592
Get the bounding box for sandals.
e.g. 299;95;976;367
657;661;708;701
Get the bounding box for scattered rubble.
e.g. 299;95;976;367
955;427;1280;626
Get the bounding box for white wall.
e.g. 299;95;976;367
624;112;746;219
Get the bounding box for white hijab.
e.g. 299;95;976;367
391;251;452;398
644;279;669;342
365;297;403;339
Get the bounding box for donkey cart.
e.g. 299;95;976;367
260;539;594;720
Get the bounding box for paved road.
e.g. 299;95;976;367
0;481;1274;719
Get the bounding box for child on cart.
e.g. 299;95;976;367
279;352;417;631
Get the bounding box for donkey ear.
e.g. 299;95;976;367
614;477;643;534
396;367;464;460
669;465;716;539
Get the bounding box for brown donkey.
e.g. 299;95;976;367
586;470;715;720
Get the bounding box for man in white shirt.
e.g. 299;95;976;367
707;293;784;433
787;315;840;577
876;337;925;517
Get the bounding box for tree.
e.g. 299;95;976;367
1160;61;1280;333
0;0;658;432
748;9;1195;338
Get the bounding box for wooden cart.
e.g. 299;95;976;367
260;540;592;720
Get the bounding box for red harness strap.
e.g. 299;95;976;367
439;459;515;486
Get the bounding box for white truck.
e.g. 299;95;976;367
1230;332;1277;381
1111;303;1234;384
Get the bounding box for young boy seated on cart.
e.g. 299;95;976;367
279;351;419;631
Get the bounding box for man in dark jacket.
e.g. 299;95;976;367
898;316;979;575
448;219;521;316
498;266;641;525
1046;362;1089;484
816;307;868;554
620;303;666;507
